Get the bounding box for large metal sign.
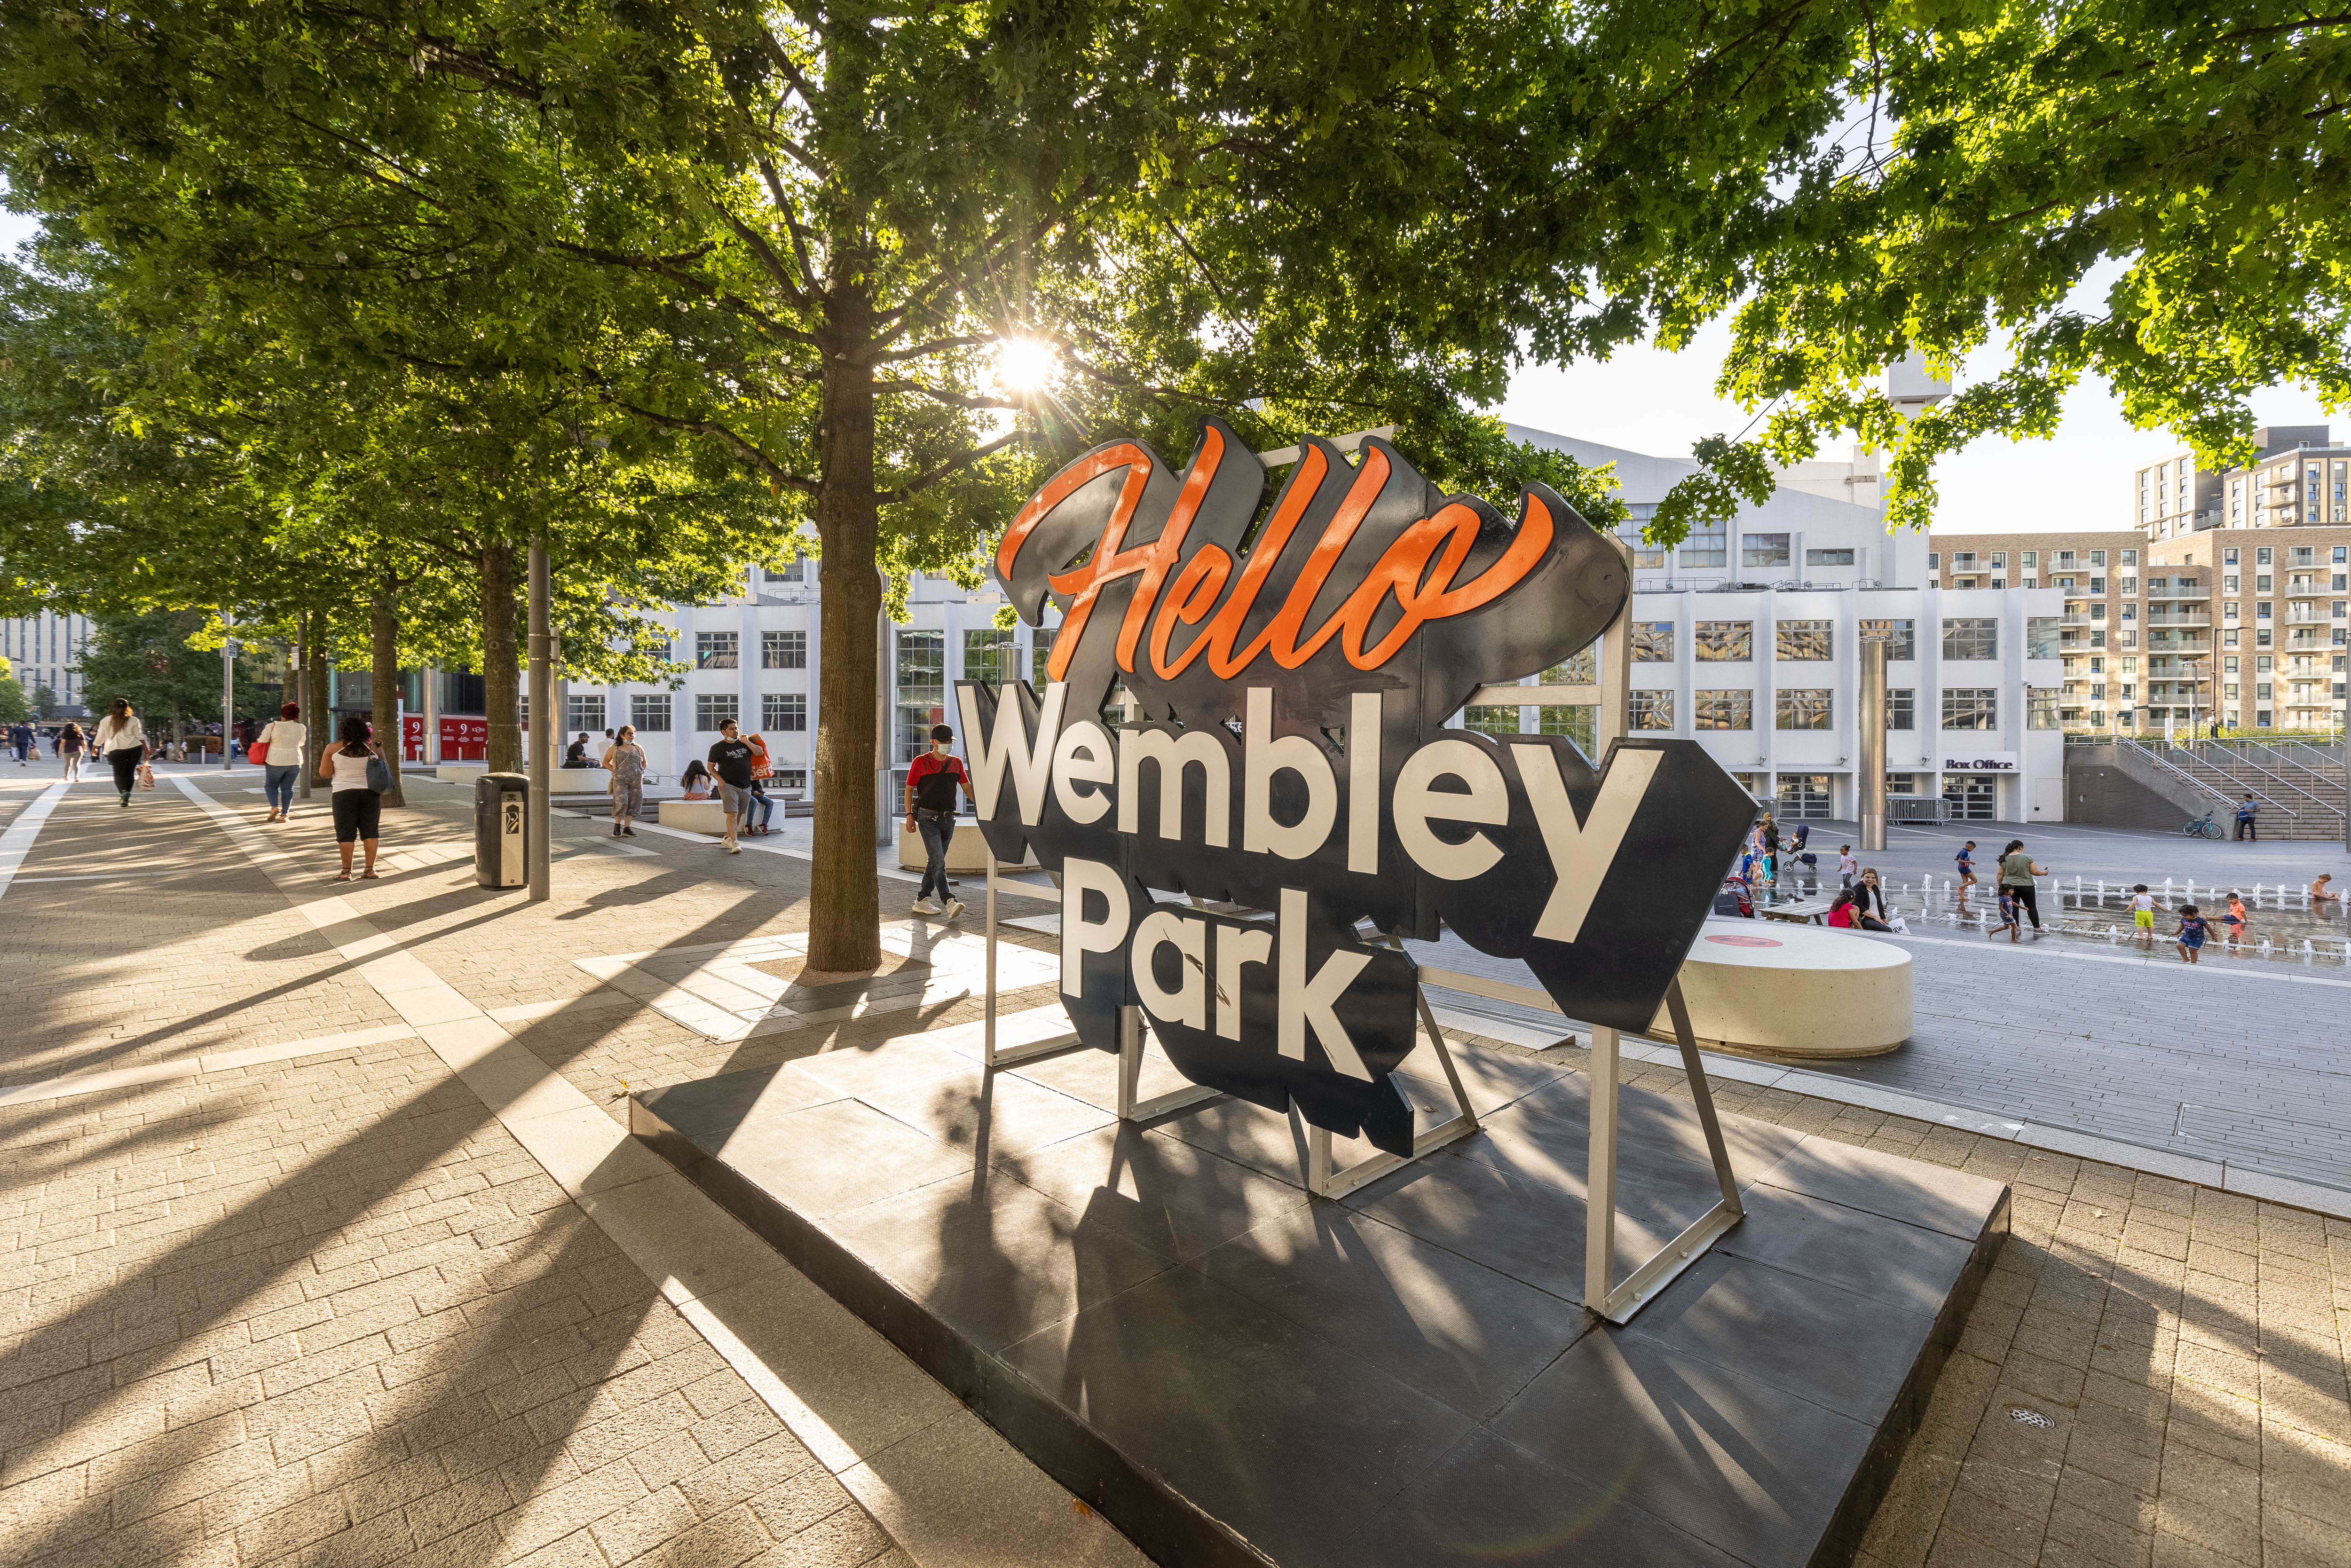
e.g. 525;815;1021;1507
961;418;1752;1156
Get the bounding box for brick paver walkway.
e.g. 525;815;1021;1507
1;770;2346;1567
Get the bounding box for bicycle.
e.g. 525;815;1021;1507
2184;811;2225;840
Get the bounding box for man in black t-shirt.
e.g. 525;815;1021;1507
708;720;757;854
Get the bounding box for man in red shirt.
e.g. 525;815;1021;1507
905;723;975;918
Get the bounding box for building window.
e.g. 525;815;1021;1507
762;630;806;669
1536;707;1596;750
963;629;1019;686
2122;549;2139;566
1631;622;1676;662
631;694;671;733
2025;616;2061;659
772;559;805;583
1882;619;1917;661
1463;706;1522;738
696;631;739;670
1696;622;1752;661
1806;548;1855;567
1679;524;1728;569
1031;628;1057;686
1889;689;1916;729
1776;620;1833;661
1630;690;1674;730
1743;533;1790;568
1941;619;1998;660
2028;689;2060;729
1941;689;1998;730
896;630;946;764
565;696;605;733
763;693;807;731
1927;553;1941;571
1775;689;1833;730
777;769;808;791
694;693;740;732
1694;691;1753;730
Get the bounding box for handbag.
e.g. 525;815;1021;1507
249;726;270;768
136;764;156;790
364;748;394;794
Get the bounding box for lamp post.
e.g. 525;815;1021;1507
1857;619;1890;852
528;541;552;902
220;614;238;772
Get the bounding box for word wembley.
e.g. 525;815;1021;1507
965;419;1751;1154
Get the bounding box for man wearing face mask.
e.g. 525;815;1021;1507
904;723;975;918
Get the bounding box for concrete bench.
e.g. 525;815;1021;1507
1650;916;1912;1060
435;764;488;785
545;768;610;795
658;800;731;835
896;819;1006;874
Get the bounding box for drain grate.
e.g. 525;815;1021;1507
2009;1407;2056;1430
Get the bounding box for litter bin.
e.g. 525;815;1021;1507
475;772;529;888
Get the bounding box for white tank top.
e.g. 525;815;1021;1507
330;744;376;792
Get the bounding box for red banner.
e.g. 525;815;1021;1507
402;714;426;761
439;715;489;762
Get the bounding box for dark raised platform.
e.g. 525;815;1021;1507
631;1020;2007;1568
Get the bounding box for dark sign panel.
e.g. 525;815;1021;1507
962;419;1752;1153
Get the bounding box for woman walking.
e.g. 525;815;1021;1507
1997;839;2049;937
93;699;146;805
317;716;385;880
603;725;647;837
56;721;85;784
255;703;307;823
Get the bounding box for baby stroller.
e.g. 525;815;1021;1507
1712;878;1756;918
1789;822;1819;874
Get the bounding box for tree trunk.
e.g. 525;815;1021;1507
304;612;328;798
808;283;883;973
481;542;522;773
370;576;407;808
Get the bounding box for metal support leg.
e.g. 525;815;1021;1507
1586;978;1744;1323
980;858;1082;1071
1302;974;1481;1199
1116;1005;1220;1121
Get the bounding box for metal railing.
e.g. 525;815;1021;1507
2116;736;2280;814
2164;742;2330;820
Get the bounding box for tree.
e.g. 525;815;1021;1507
0;0;1869;967
76;610;276;734
1642;4;2351;539
0;662;24;725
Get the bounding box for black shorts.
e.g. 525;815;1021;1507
331;788;383;843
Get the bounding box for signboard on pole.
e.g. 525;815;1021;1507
963;419;1753;1155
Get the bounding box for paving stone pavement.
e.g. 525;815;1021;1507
2;770;2348;1567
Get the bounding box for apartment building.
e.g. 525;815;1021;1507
0;610;95;715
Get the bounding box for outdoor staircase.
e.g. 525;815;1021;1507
2159;742;2348;841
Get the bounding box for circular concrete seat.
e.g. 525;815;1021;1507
1649;917;1912;1060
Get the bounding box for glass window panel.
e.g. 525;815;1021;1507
1536;706;1596;750
1630;622;1676;662
962;629;1018;687
630;694;671;733
1694;690;1753;730
1696;622;1752;661
761;630;806;669
1775;689;1833;729
1463;705;1523;737
1941;619;1998;659
1629;690;1673;730
761;693;807;731
1889;689;1915;730
1743;534;1790;568
695;631;739;670
694;692;740;731
564;696;605;733
1776;620;1833;661
1941;688;1997;730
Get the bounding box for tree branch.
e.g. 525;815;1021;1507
880;431;1023;504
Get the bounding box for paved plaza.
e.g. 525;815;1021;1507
1;769;2347;1566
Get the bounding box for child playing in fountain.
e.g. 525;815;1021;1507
2221;892;2249;949
2175;905;2208;964
1991;882;2019;942
2130;885;2162;943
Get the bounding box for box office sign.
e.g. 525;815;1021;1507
961;419;1753;1155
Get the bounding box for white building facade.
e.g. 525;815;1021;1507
1506;427;2067;823
0;610;95;715
555;424;2067;825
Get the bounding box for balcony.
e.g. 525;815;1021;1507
2142;612;2213;627
2147;587;2210;602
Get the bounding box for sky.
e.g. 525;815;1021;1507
7;203;2333;537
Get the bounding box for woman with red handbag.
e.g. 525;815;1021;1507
254;703;308;822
